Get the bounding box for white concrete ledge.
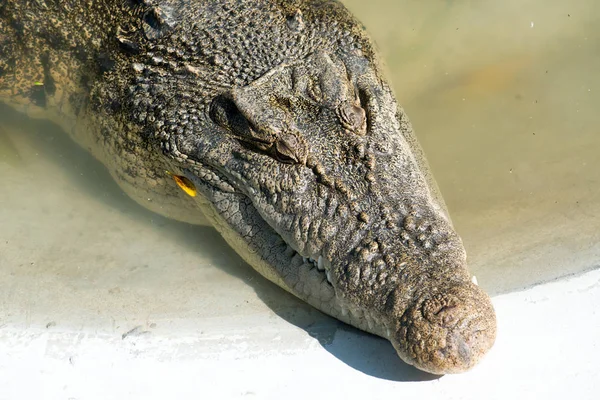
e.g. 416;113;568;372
1;268;598;400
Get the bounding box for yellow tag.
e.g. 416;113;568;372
166;171;197;197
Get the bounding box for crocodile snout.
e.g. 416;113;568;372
390;282;497;375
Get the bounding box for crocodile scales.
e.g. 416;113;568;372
0;0;496;374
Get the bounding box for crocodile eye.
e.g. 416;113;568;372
210;96;306;164
209;97;270;151
273;133;306;165
210;95;247;133
274;144;297;164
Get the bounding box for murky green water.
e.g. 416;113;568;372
344;0;600;292
1;0;599;335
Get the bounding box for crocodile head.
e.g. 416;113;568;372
119;1;496;374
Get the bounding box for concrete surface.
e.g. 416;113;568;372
1;266;599;399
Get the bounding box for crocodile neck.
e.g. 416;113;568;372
1;1;126;138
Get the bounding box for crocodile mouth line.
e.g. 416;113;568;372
289;246;390;336
178;162;391;339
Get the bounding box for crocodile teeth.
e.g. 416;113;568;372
302;257;308;263
326;270;332;283
472;275;479;286
317;255;324;270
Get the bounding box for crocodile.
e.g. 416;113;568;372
0;0;496;374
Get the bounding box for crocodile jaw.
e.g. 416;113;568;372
185;171;496;375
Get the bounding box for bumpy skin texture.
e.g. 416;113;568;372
0;0;496;374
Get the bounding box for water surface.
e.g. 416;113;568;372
344;0;600;292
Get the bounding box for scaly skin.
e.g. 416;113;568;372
0;0;496;374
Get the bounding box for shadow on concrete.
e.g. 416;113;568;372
264;296;440;381
1;104;439;382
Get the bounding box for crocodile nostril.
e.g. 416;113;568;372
422;294;461;328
